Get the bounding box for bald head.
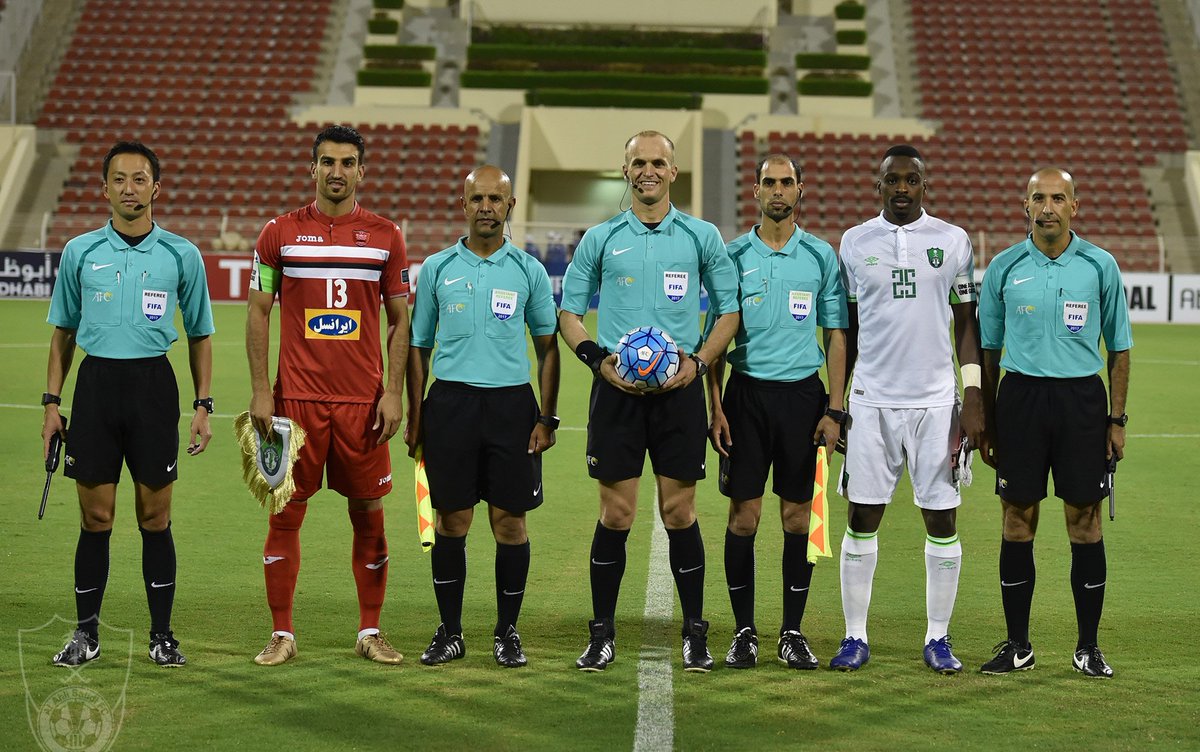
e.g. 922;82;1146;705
462;164;515;248
464;164;512;198
624;130;675;165
1027;167;1075;199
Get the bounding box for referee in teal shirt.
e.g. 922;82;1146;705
559;130;740;673
705;154;848;670
407;166;560;669
42;141;215;669
977;167;1132;679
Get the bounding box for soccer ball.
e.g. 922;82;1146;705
615;326;680;390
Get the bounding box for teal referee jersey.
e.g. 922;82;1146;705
718;226;847;382
559;205;739;353
979;232;1132;377
47;222;215;358
411;238;558;387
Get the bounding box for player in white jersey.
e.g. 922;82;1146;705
831;145;984;674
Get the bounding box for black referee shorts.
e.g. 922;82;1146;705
718;370;826;502
585;375;707;482
994;372;1109;506
64;355;180;487
422;380;544;514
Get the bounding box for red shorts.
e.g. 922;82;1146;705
277;398;393;501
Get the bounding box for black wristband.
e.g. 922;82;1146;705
42;393;61;407
193;397;214;414
536;415;560;430
575;340;608;372
824;407;848;425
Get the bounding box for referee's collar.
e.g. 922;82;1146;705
1024;230;1080;265
877;208;929;232
104;221;161;253
747;224;803;258
624;204;679;234
453;237;516;265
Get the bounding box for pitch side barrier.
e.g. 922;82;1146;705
4;249;1200;324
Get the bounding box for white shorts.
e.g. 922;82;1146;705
838;403;961;510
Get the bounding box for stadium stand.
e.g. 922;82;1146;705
736;0;1185;269
37;0;483;259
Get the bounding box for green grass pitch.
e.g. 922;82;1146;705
0;298;1197;750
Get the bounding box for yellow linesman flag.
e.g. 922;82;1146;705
807;445;832;563
414;447;435;552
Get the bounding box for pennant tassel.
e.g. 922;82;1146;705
233;412;307;515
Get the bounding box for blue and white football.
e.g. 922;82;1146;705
615;326;680;390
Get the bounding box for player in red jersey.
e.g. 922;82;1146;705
246;125;411;666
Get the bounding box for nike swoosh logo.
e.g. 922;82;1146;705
591;559;617;566
92;262;114;270
366;556;389;570
1000;580;1029;587
533;484;542;496
728;584;749;591
263;555;286;565
166;460;177;473
150;581;174;589
502;589;525;596
741;267;759;276
789;586;810;592
1013;651;1034;668
444;276;465;286
1013;277;1035;285
677;565;703;574
636;352;663;377
611;247;634;256
1083;581;1106;590
75;586;99;594
433;578;459;585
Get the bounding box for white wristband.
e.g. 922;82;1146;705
961;363;982;390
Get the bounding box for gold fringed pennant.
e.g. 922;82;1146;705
233;412;306;515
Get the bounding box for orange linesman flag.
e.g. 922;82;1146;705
414;447;435;552
807;445;832;563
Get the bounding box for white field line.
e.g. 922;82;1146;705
634;495;674;752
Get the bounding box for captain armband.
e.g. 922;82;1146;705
961;363;982;390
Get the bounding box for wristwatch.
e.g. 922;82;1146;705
824;407;849;425
1108;413;1128;427
42;393;61;406
690;354;709;377
193;397;214;414
536;415;560;430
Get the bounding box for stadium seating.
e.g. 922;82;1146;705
738;0;1185;270
39;0;484;259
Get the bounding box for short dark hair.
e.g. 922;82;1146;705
755;153;802;183
882;144;923;161
312;124;366;164
102;141;161;182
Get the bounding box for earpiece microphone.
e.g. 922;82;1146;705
133;203;146;211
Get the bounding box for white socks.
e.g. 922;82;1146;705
924;534;962;643
840;529;879;641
